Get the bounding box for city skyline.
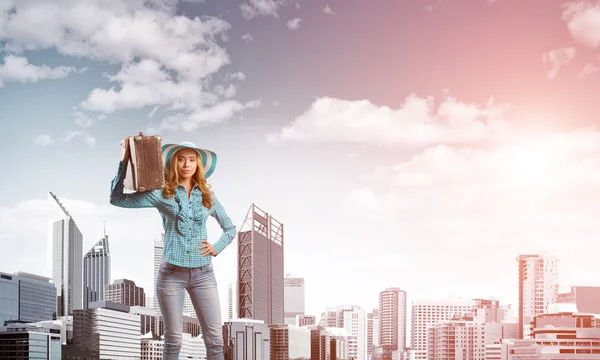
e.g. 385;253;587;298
3;0;600;321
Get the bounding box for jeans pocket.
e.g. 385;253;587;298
160;262;178;275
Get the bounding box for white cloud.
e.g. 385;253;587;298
242;33;254;43
226;72;246;81
0;0;248;131
543;47;576;79
240;0;285;19
579;62;600;77
63;130;83;141
34;134;54;146
72;110;95;128
324;5;335;15
0;55;76;87
562;1;600;49
286;18;302;30
84;133;96;147
268;94;511;148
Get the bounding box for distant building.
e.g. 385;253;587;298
238;204;284;324
284;276;305;325
105;279;145;307
83;234;111;309
0;323;61;360
49;191;84;317
557;286;600;314
224;319;271;360
270;323;311;360
411;299;477;360
72;301;141;359
297;315;316;327
517;253;559;339
0;271;56;326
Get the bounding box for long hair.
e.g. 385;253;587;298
162;150;213;209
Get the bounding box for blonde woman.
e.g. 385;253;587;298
110;138;236;360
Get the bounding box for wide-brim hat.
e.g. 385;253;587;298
162;142;218;178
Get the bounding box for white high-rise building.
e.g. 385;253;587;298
154;235;195;317
321;305;367;360
428;320;486;360
73;301;141;359
517;253;559;339
229;280;239;321
284;276;305;325
367;309;380;360
49;191;83;317
410;299;477;360
83;234;111;309
379;288;407;352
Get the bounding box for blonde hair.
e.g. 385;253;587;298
162;150;213;209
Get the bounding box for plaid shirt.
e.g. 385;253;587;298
109;161;237;268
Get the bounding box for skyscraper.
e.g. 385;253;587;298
284;276;305;325
518;253;559;339
83;233;111;309
238;204;284;324
49;191;83;317
379;288;407;353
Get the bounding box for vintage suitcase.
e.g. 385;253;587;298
120;132;166;192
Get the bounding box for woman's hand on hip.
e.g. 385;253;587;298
200;240;216;256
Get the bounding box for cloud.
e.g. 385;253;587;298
286;18;302;30
562;1;600;49
579;62;600;76
34;134;54;146
0;55;76;87
336;126;600;301
72;110;95;128
324;5;335;15
240;0;286;19
84;133;96;147
242;33;254;43
268;94;511;148
226;72;246;81
0;0;248;132
542;47;576;79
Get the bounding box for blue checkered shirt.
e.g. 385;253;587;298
109;161;237;268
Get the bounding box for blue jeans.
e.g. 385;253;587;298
157;261;224;360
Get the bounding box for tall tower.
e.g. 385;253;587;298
83;233;111;309
238;203;284;324
379;288;407;353
284;276;305;324
49;191;83;317
518;253;559;339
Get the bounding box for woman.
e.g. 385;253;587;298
110;137;236;360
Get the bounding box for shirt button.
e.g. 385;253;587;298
187;251;190;253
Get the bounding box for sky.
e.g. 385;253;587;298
2;0;600;328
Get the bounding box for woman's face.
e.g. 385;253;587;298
175;148;199;180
